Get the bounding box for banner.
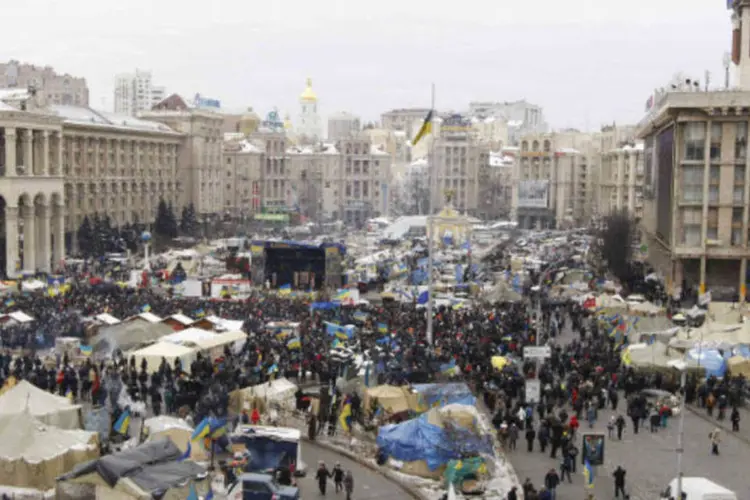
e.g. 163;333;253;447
518;180;549;208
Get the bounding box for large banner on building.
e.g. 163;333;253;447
518;180;549;208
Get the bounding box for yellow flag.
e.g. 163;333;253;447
411;110;433;146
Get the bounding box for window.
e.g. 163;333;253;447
681;208;702;246
736;122;747;160
681;165;704;202
709;166;720;203
710;123;722;161
707;208;719;241
732;208;744;245
683;122;706;161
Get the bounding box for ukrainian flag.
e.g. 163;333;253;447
332;338;344;348
583;459;595;489
377;322;388;334
191;417;211;441
278;284;292;296
209;418;228;439
333;289;350;302
194;308;206;318
140;304;151;313
267;363;279;375
412;109;434;146
3;298;14;307
287;337;301;350
339;401;353;433
80;345;93;357
113;409;131;435
440;359;459;376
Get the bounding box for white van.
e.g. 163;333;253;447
661;477;737;500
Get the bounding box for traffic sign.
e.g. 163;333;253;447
523;345;551;359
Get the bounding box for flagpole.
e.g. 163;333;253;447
426;83;436;346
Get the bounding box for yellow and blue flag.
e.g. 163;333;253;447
191;418;211;441
4;298;15;307
583;459;594;489
278;284;292;296
412;109;434;146
377;322;388;334
178;441;192;461
80;345;93;356
113;409;131;435
140;304;151;313
333;289;351;302
339;400;353;433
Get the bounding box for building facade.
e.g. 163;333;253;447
637;90;750;301
114;69;166;116
327;112;361;140
598;143;645;221
0;60;89;106
143;94;224;215
222;137;263;220
468;100;547;145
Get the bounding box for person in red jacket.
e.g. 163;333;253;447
569;415;580;436
251;407;261;425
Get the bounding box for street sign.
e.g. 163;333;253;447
523;345;551;359
525;379;541;404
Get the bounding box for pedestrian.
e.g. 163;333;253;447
507;486;518;500
544;468;560;499
333;462;344;493
709;427;721;455
731;407;740;432
607;416;615;438
316;461;331;495
343;470;354;500
559;455;572;484
508;422;519;451
613;465;627;498
616;414;626;440
526;424;536;452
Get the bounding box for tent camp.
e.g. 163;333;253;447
0;380;83;429
57;438;208;500
92;321;174;355
364;385;418;415
0;412;98;490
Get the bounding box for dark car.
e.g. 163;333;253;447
227;472;300;500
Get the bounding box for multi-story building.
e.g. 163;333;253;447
0;60;89;106
478;150;514;219
636;90;750;300
142;94;224;215
512;133;595;228
328;112;361;141
287;144;334;221
468;100;547;145
598;142;645;221
335;137;391;224
381;108;431;138
222;135;263;219
114;69;166;116
428;114;490;216
0;88;184;276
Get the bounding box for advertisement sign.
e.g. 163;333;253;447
518;180;549;208
525;379;541;403
210;279;252;299
523;345;551;359
193;93;221;109
581;433;606;465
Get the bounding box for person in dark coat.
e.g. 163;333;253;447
613;465;627;498
316;461;331;495
526;424;536;452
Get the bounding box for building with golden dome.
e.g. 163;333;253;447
297;77;321;142
238;107;261;136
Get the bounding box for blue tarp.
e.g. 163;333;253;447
376;413;493;470
687;348;727;378
412;383;476;407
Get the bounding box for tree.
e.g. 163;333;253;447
180;203;198;236
154;199;176;239
166;203;178;238
77;216;93;257
594;209;635;286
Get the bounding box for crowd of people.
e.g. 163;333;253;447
0;244;747;499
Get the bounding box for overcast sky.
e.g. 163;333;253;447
0;0;733;130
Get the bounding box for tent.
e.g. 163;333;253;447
143;416;208;461
228;378;299;415
376;404;493;479
130;342;198;374
364;385;417;415
0;412;98;490
0;380;83;429
57;438;207;500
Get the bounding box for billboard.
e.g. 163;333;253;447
193;93;221;109
518;180;549;208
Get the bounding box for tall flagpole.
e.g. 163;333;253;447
426;83;436;346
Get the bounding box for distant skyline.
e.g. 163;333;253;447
0;0;734;130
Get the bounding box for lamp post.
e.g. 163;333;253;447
141;231;152;271
668;359;688;500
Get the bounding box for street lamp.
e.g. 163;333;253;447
667;359;688;500
141;231;152;271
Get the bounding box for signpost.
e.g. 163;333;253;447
523;345;551;360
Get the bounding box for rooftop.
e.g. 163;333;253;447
51;105;180;134
637;90;750;138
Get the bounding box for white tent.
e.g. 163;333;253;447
161;327;217;345
130;342;198;374
0;412;98;490
0;380;82;429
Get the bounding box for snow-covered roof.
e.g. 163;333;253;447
224;132;244;141
95;313;120;325
393;130;406;138
370;144;389;156
0;88;31;101
489;151;514;167
132;312;162;323
556;147;580;155
507;120;523;127
239;140;262;153
382;216;427;240
51;105;179;134
167;314;194;326
0;102;15;111
408;157;428;169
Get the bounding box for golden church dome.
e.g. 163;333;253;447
283;114;293;130
239;107;261;135
300;77;317;102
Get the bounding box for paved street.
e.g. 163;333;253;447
507;312;750;499
299;440;413;499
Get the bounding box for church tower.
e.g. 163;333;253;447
298;77;321;142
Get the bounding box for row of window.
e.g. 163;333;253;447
683;122;748;161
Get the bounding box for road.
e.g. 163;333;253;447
298;440;414;500
507;309;750;499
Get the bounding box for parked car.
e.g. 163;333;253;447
226;472;300;500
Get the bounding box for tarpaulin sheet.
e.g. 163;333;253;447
412;383;476;407
376;414;493;470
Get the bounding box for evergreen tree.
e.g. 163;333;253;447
180;202;198;236
166;203;178;238
77;216;93;257
155;199;169;237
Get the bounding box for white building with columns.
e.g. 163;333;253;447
0;93;65;277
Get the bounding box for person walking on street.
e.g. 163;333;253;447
333;462;344;493
616;414;626;440
343;470;354;500
316;461;332;495
544;468;560;500
559;455;573;484
709;428;722;455
526;424;536;452
731;407;740;432
508;422;519;451
613;465;627;498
